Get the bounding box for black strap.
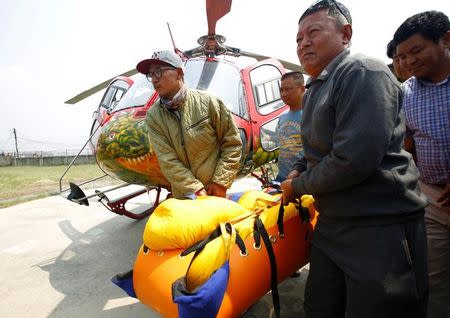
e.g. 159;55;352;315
277;203;285;236
181;224;247;257
235;231;247;255
265;181;282;195
181;223;248;283
181;225;225;288
299;206;311;224
253;222;261;249
181;226;222;256
255;217;280;318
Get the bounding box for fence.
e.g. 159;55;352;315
0;155;96;167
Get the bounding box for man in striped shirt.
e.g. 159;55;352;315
394;11;450;318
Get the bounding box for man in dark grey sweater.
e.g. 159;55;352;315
281;1;428;317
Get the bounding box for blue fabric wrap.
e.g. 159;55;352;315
227;192;244;202
111;271;137;298
173;261;230;318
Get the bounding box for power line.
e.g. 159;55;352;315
17;134;84;148
0;132;13;148
18;136;82;147
1;129;86;152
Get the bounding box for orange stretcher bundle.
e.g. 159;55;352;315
127;190;317;317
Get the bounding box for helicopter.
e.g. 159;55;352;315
60;0;304;220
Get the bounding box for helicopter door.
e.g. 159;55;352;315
243;61;289;154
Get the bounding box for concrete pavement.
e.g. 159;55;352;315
0;178;308;318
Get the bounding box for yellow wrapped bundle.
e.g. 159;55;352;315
186;192;315;291
143;196;249;250
185;222;236;292
142;190;316;292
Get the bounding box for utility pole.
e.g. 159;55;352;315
13;128;19;158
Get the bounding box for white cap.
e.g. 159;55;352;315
136;50;184;74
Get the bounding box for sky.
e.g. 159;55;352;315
0;0;448;153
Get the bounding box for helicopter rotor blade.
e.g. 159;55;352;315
206;0;232;36
65;68;138;104
237;50;270;61
277;59;304;73
238;50;305;73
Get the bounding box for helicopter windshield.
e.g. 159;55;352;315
110;74;155;113
184;59;247;118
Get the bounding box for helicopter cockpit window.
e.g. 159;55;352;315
260;118;279;152
100;80;128;111
250;65;283;115
184;59;247;119
110;74;155;113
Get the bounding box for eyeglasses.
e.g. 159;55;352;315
312;0;351;24
146;67;176;80
331;0;348;23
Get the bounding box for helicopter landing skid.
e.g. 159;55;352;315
95;186;162;220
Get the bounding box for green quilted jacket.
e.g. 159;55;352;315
146;89;242;198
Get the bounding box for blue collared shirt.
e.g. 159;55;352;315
402;76;450;185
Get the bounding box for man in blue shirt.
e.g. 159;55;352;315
274;71;305;182
394;11;450;317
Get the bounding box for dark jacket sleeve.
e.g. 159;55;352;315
291;156;307;173
292;68;401;196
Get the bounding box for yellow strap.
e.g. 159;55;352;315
253;196;281;207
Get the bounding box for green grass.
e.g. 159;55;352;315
0;162;279;209
0;164;119;209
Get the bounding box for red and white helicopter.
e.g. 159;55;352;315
60;0;303;219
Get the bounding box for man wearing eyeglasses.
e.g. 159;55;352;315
281;1;428;317
137;50;242;199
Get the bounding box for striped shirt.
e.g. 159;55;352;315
402;76;450;185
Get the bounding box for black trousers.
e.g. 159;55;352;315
304;215;428;318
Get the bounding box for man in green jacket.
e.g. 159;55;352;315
137;50;242;199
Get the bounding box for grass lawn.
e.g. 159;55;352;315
0;162;279;209
0;164;119;209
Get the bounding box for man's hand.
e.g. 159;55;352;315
195;188;208;196
280;179;295;205
437;180;450;207
206;183;227;197
286;170;300;180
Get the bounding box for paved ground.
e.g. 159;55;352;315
0;178;308;318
